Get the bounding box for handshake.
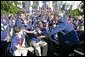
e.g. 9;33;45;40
33;29;42;35
23;29;42;35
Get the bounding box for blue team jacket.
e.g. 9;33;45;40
47;17;79;45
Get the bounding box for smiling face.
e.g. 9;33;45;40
38;21;43;29
20;13;26;21
54;15;60;21
53;10;63;21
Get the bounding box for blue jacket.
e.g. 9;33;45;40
1;30;8;41
25;22;33;30
47;17;79;45
10;34;24;53
15;18;24;29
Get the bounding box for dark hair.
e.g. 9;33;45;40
37;21;44;24
17;10;25;16
13;26;21;33
37;21;44;28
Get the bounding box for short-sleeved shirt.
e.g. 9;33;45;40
10;34;24;52
1;30;8;41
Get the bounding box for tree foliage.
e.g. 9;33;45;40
69;9;81;17
79;1;84;15
1;1;20;14
68;1;84;17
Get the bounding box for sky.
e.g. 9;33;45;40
16;1;82;11
63;1;81;10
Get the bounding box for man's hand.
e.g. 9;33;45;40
38;35;46;38
38;29;42;34
23;29;36;34
26;47;34;52
33;30;37;34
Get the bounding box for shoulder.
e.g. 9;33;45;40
12;35;18;42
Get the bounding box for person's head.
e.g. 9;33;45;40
8;15;13;20
18;10;26;21
13;26;21;34
53;10;63;21
38;21;44;29
28;16;33;23
20;13;26;20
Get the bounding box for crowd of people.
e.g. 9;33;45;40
67;15;84;31
1;6;84;56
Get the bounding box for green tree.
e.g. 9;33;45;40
69;9;81;17
1;1;12;12
68;1;84;17
79;1;84;15
1;1;20;14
